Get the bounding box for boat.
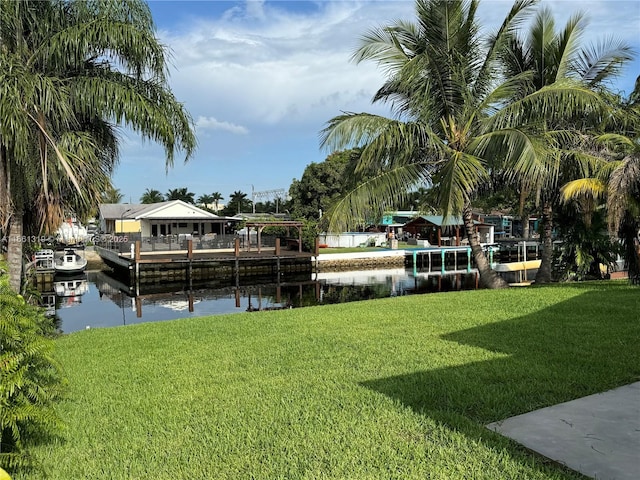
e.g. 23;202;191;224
493;259;541;284
56;218;88;245
54;248;88;274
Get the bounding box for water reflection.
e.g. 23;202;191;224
39;268;478;333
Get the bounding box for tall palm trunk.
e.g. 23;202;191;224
7;212;24;292
535;201;554;283
462;204;509;289
0;144;9;232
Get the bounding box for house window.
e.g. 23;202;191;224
178;222;188;228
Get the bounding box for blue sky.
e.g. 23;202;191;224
113;0;640;205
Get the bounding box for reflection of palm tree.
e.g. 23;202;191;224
140;188;164;204
212;192;224;213
166;187;195;203
230;191;248;214
0;0;195;290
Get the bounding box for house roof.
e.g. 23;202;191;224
99;200;229;221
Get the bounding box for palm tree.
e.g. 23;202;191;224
101;187;124;204
166;187;195;203
229;190;248;214
0;0;196;291
320;0;604;288
197;194;214;208
499;7;633;283
560;85;640;280
211;192;224;213
140;188;165;204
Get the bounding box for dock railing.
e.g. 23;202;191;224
94;233;281;254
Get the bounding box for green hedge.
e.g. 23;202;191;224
0;266;64;473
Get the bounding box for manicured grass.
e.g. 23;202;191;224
23;282;640;479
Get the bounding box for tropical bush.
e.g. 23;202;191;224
299;218;319;252
0;266;64;473
553;207;620;281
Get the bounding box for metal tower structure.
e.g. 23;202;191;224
251;187;288;214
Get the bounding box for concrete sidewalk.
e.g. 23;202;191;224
487;382;640;479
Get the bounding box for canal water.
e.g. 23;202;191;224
42;268;478;333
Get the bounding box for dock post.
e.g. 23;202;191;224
135;241;141;283
522;240;528;282
135;296;142;318
467;247;471;272
412;251;417;276
441;249;445;275
187;239;193;286
234;237;240;279
188;292;194;312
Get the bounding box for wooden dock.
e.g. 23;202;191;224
96;237;314;285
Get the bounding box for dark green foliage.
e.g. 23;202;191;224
618;211;640;282
289;150;356;220
0;268;64;473
165;188;195;204
554;206;620;281
299;218;319;252
222;191;251;215
140;189;165;204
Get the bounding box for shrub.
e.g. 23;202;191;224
0;266;65;473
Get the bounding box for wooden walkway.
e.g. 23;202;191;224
96;238;314;283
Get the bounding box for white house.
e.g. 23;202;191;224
99;201;237;237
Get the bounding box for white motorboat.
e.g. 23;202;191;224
54;249;88;274
56;218;88;245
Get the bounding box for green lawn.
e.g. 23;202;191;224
24;282;640;479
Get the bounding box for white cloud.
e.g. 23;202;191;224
195;115;249;135
158;1;413;129
159;0;639;134
115;0;640;201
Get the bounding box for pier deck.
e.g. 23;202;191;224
96;239;314;284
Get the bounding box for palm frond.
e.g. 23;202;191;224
320;112;399;152
475;0;538;98
490;80;604;130
552;11;587;81
325;163;429;232
432;148;488;217
572;36;635;86
560;178;606;203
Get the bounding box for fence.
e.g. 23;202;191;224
94;233;281;254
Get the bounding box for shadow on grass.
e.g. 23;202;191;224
362;285;640;426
